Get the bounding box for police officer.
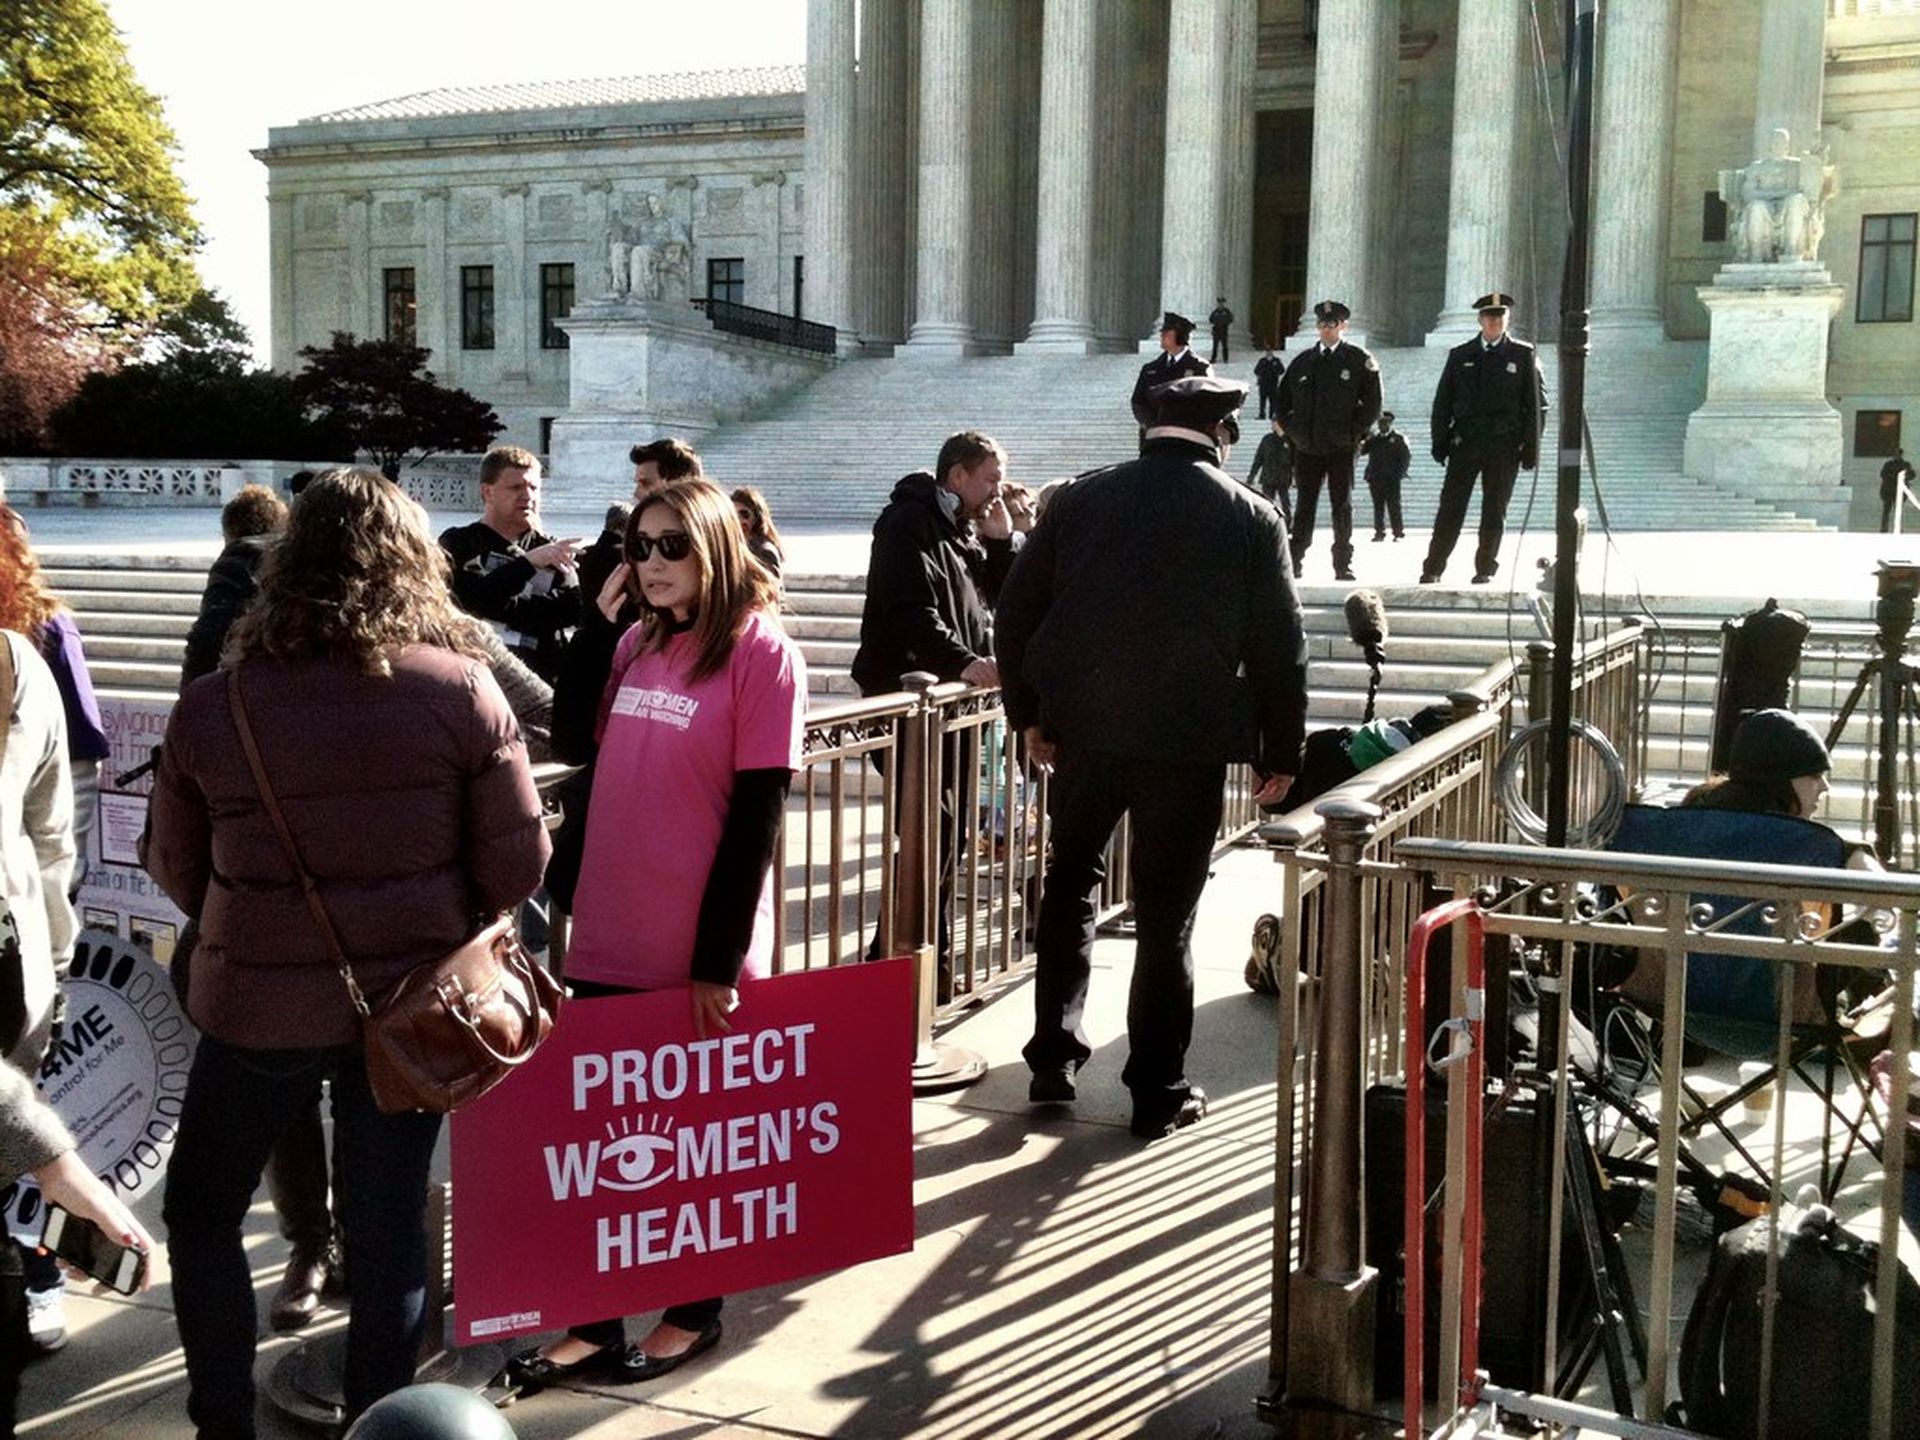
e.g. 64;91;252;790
1130;312;1212;430
1422;292;1545;585
996;376;1307;1140
1361;411;1410;542
1272;299;1382;581
1253;346;1284;419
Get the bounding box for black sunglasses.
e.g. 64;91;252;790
627;531;693;562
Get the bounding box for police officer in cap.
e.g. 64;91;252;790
1272;299;1383;581
1422;292;1546;585
1130;311;1212;430
997;375;1307;1140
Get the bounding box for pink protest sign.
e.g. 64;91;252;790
450;961;915;1345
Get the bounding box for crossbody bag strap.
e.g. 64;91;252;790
225;669;372;1016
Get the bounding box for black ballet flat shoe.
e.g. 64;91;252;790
497;1342;626;1398
612;1321;724;1382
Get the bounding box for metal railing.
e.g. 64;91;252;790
1396;837;1918;1440
700;297;838;355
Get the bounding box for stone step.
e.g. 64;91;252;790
56;589;201;616
68;611;193;639
86;659;189;690
81;636;186;664
42;566;207;594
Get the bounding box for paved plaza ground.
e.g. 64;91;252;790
12;505;1916;1438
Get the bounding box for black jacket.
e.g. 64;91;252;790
1273;341;1384;456
1208;306;1234;333
438;520;582;681
1253;353;1284;394
1247;431;1294;501
1361;427;1411;485
181;535;274;686
995;435;1308;772
1430;334;1546;468
1130;349;1213;427
850;472;1017;696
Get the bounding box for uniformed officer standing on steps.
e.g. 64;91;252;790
1272;299;1382;581
1422;292;1546;585
996;376;1306;1141
1130;312;1212;434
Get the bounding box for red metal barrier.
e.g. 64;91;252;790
1403;897;1487;1440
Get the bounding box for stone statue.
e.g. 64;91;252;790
605;224;633;297
1719;128;1837;264
654;217;693;302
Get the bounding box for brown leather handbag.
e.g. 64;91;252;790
227;670;561;1114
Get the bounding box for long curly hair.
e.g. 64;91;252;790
626;479;780;681
0;505;62;638
226;466;487;674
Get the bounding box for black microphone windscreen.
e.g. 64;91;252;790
1344;589;1388;651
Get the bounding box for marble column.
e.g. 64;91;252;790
345;192;373;341
856;0;913;349
1128;0;1170;341
1149;0;1227;351
968;0;1017;351
499;183;529;382
1753;0;1826;160
422;187;450;367
1426;0;1524;343
904;0;978;353
1091;0;1140;349
805;0;861;352
267;195;295;370
1017;0;1099;353
1590;0;1681;342
1302;0;1390;345
1218;0;1258;356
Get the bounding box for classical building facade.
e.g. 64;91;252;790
259;0;1920;503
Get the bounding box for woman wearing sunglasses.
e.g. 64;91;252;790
502;478;807;1397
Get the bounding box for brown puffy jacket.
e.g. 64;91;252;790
145;646;550;1049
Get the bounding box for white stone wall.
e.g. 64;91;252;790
259;96;805;453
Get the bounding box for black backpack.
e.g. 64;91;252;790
1677;1203;1920;1439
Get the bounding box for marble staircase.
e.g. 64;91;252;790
548;341;1849;533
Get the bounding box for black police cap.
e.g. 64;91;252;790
1158;311;1195;338
1151;375;1248;429
1312;299;1351;324
1472;292;1516;314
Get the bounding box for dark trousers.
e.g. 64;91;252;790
565;979;722;1349
1424;448;1521;580
866;742;957;1001
1210;328;1230;364
1367;471;1405;538
1883;492;1898;534
1291;450;1357;573
0;1245;25;1438
164;1036;442;1438
1023;749;1225;1110
265;1105;333;1251
1257;386;1276;420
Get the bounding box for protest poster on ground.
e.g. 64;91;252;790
450;960;915;1345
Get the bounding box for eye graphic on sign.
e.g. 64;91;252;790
597;1115;676;1192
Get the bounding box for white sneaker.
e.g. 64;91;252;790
26;1283;66;1353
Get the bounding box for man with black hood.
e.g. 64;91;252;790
997;376;1307;1139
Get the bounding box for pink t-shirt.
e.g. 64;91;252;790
566;609;807;991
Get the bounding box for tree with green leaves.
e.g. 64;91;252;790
1;0;201;333
294;334;504;479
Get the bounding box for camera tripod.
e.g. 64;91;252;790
1826;565;1920;867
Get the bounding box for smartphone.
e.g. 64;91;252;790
40;1203;148;1295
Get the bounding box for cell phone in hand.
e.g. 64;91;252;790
40;1203;148;1295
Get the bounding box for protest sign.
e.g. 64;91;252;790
450;960;914;1344
2;929;196;1239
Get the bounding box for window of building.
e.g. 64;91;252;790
1702;191;1728;245
539;417;556;453
540;263;574;349
1855;409;1903;458
1858;213;1917;323
707;257;746;307
461;266;495;350
793;255;804;318
383;267;416;346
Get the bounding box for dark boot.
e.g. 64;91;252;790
265;1102;338;1332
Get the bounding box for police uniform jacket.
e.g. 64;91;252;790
1430;334;1546;467
1253;353;1284;395
1273;341;1384;456
850;471;1017;696
1130;349;1213;427
1361;427;1411;485
995;435;1308;772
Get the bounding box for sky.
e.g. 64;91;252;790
106;0;809;365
